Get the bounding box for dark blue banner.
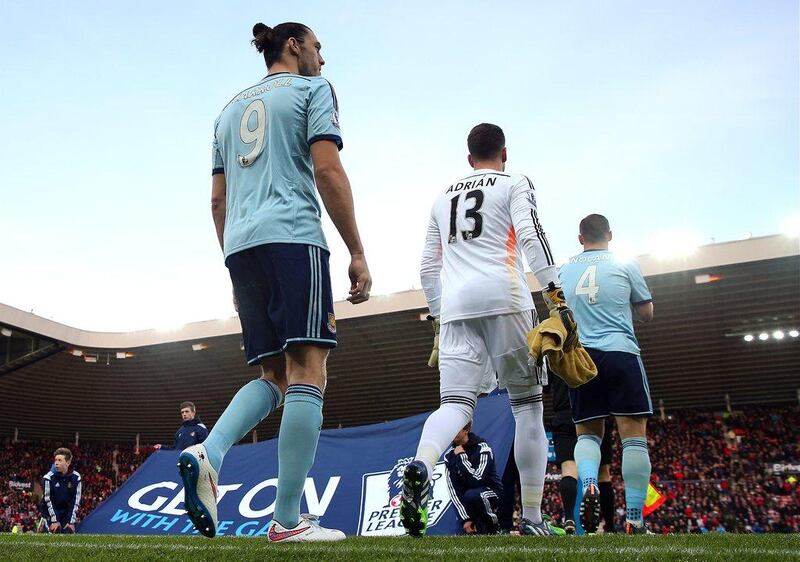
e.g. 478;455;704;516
80;394;514;536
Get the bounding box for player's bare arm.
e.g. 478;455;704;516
311;140;371;304
633;301;654;322
211;173;227;252
212;174;236;309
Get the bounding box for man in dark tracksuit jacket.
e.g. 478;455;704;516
445;422;503;534
155;401;209;451
171;416;208;450
40;448;81;533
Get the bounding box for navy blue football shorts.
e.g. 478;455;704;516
568;348;653;424
225;243;337;366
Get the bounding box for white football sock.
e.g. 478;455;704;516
510;391;547;524
415;400;474;476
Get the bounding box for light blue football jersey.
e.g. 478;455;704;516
212;72;342;258
558;250;652;354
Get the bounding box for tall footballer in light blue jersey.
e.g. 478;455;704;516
178;22;371;543
212;72;342;256
558;214;655;535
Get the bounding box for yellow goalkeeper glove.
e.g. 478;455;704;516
542;282;568;310
542;282;579;351
426;315;440;368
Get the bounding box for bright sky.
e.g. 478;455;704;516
1;1;798;332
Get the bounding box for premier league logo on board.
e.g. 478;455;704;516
387;459;408;507
357;457;451;536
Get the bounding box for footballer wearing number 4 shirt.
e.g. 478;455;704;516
558;214;654;535
401;123;577;537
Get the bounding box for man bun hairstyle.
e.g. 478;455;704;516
467;123;505;160
252;22;311;67
579;214;611;243
251;22;272;49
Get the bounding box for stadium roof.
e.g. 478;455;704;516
1;234;798;443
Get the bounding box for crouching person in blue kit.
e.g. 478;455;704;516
445;422;503;534
41;448;81;533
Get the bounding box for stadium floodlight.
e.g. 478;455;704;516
758;333;769;341
694;273;721;284
743;334;754;342
789;330;799;338
772;330;785;340
192;343;208;351
780;215;800;237
0;328;11;337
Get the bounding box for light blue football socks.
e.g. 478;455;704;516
621;437;651;525
575;434;602;492
203;378;283;473
273;384;324;528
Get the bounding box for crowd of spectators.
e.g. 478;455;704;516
542;406;800;533
2;406;798;534
0;440;151;532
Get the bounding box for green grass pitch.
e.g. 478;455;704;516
2;533;798;561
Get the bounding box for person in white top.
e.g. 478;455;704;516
400;123;577;537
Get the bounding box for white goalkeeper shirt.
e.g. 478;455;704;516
420;169;558;324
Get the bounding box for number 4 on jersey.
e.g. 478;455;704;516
576;265;599;304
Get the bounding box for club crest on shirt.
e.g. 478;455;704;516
327;313;336;334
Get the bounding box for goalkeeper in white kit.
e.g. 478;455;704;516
401;123;577;537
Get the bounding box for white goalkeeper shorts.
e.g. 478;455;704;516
438;311;545;398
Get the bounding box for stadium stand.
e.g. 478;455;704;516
0;235;797;444
541;407;800;533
